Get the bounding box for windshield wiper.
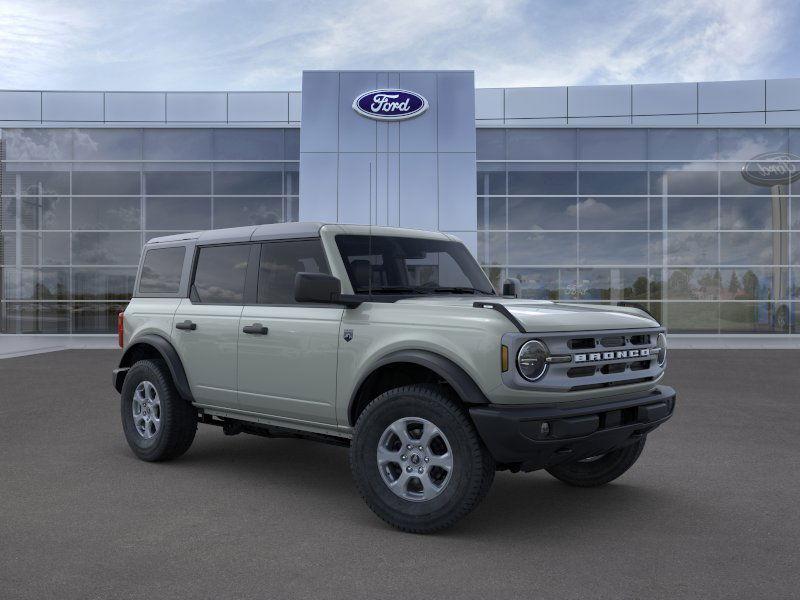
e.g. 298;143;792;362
423;287;487;295
353;286;426;295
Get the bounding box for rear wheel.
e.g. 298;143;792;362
545;436;647;487
121;359;197;462
350;384;494;533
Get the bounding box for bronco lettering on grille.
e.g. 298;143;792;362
574;348;651;363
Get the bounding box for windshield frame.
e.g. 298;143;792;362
334;234;496;297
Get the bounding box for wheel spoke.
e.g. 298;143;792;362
419;422;442;449
428;452;453;471
377;446;400;465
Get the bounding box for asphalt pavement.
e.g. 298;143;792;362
0;349;798;599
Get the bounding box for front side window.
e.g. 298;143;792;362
139;247;185;294
335;235;494;295
258;240;329;304
192;244;250;304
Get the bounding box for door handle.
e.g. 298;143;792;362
242;323;268;335
175;320;197;331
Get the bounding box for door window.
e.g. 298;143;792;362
192;244;250;304
139;246;185;294
257;240;329;304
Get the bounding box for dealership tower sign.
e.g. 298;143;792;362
352;89;428;121
741;152;800;186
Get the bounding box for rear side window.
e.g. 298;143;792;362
192;244;250;304
138;247;186;294
258;240;329;304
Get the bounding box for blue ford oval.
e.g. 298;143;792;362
352;89;428;121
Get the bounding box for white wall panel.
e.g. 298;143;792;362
42;92;103;121
475;88;503;120
166;92;226;122
106;92;165;122
568;85;630;117
633;82;696;115
399;153;438;230
505;86;567;119
0;91;41;121
228;92;288;122
698;80;764;113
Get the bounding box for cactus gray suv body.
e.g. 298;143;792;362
113;222;675;532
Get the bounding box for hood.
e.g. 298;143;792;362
396;296;660;332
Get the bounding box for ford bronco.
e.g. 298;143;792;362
113;222;675;533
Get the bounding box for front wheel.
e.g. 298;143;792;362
545;436;647;487
350;385;494;533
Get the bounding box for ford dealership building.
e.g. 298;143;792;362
1;70;799;340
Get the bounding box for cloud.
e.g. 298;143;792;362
0;0;796;90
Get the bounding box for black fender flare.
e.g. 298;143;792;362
348;349;489;425
115;334;194;401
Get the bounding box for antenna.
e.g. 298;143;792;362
368;161;373;298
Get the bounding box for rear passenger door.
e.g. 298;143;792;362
172;243;257;410
237;239;343;425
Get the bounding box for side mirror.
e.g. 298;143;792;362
295;272;342;304
502;277;521;298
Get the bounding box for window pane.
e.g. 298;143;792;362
476;165;506;195
578;197;647;230
719;302;775;333
508;197;576;230
665;302;719;333
507;129;576;160
145;197;211;230
72;232;141;265
72;302;128;333
720;232;775;265
720;168;775;195
577;268;649;301
2;268;69;300
579;171;647;195
666;232;718;264
578;129;646;160
144;171;210;195
666;268;720;300
213;197;282;228
2;302;71;333
718;129;788;160
478;232;506;265
72;197;141;230
12;171;70;195
719;267;779;301
508;267;577;300
476;129;505;160
138;247;185;294
508;169;576;195
213;170;282;195
650;170;717;195
508;232;577;265
720;197;782;230
73;268;137;299
258;240;329;304
20;197;69;230
668;197;718;230
285;129;300;159
4;129;72;160
579;233;648;265
192;244;250;304
214;129;283;160
72;171;141;195
19;232;70;265
648;129;718;161
73;129;141;160
284;164;299;196
477;197;506;230
143;129;213;160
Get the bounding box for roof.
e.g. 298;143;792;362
146;222;450;245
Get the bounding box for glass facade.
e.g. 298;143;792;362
2;124;799;336
477;128;800;334
0;128;299;333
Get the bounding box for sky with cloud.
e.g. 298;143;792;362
1;0;798;90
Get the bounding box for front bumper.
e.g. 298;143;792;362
469;385;676;472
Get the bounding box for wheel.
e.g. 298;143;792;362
350;384;495;533
120;359;197;462
545;436;647;487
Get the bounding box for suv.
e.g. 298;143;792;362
114;222;675;533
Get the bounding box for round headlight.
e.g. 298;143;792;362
655;332;667;366
517;340;549;381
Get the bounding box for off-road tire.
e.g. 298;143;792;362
121;359;197;462
350;384;495;533
545;436;647;487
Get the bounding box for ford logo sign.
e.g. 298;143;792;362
741;152;800;187
352;89;428;121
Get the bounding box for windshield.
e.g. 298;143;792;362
335;235;495;296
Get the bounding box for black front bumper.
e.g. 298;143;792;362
469;385;676;472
